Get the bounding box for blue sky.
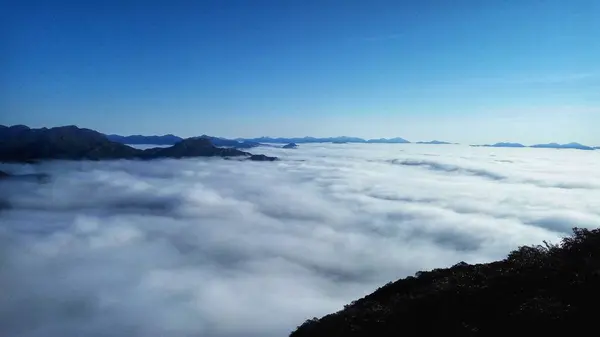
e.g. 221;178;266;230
2;0;599;144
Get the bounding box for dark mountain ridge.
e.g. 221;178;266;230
99;134;600;150
106;134;183;145
0;125;277;162
105;133;264;148
6;126;596;151
84;132;416;146
197;135;262;148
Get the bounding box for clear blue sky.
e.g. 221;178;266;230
2;0;599;144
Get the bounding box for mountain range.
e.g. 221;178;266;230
105;134;182;145
415;140;453;145
472;142;527;148
197;135;263;149
3;126;597;151
471;142;597;150
103;133;600;150
106;134;413;145
530;142;595;150
236;136;376;144
233;136;411;144
0;125;277;163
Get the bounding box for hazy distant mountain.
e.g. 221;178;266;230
493;142;526;148
472;142;526;148
282;143;298;149
0;125;277;162
105;134;415;145
530;142;594;150
366;137;410;144
238;136;369;144
469;142;596;150
416;140;453;145
12;126;594;152
236;136;412;144
198;135;261;149
106;134;182;145
107;133;263;148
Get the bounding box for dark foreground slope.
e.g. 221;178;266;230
291;227;600;336
0;125;139;161
0;125;276;162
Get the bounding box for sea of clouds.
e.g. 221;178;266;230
1;143;599;337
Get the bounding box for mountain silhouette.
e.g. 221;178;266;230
472;142;526;148
366;137;410;144
530;142;594;150
416;140;453;145
291;227;600;337
106;133;263;148
0;125;277;162
237;136;411;144
105;134;183;145
198;135;262;148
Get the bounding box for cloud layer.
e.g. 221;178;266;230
1;144;599;337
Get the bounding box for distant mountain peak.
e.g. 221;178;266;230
105;133;183;145
531;142;594;150
494;142;526;147
366;137;410;144
416;140;452;145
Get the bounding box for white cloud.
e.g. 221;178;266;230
1;144;599;336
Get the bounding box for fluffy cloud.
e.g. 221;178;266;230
1;144;599;337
